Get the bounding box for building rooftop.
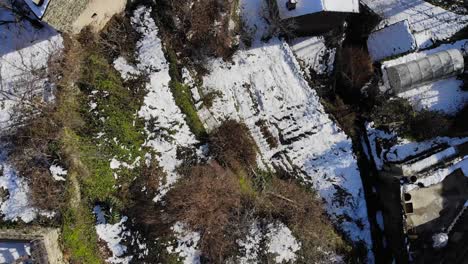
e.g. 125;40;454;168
23;0;51;19
276;0;359;20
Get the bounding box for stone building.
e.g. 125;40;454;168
23;0;127;33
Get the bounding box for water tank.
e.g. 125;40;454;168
386;49;464;93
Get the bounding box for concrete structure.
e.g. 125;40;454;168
386;49;465;93
274;0;359;35
374;140;468;263
0;228;64;264
23;0;127;33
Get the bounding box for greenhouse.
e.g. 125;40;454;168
386;49;465;93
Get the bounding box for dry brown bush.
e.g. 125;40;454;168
166;163;244;262
99;15;139;63
256;179;350;262
9;106;67;212
160;0;239;58
340;47;373;92
210;120;258;170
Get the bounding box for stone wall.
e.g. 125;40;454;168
42;0;90;33
42;0;127;34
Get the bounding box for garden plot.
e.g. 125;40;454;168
381;39;468;115
361;0;468;48
128;7;198;201
200;0;373;261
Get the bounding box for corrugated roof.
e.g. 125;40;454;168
23;0;51;19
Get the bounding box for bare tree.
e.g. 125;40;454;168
0;44;62;131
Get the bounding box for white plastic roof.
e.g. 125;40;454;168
277;0;359;20
23;0;51;19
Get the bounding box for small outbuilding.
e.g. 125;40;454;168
367;20;417;62
23;0;127;33
275;0;360;35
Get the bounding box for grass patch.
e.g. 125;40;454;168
169;80;207;138
62;204;103;264
166;49;207;139
74;51;149;206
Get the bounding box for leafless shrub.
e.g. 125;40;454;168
256;179;350;262
166;163;244;262
255;119;278;149
339;47;374;92
99;15;139;63
160;0;239;59
265;0;298;38
210;120;258;171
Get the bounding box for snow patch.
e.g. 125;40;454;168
113;57;140;80
49;165;67;181
0;164;37;223
168;222;201;264
94;206;132;264
237;221;262;263
266;222;301;263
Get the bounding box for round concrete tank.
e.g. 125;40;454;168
386;49;465;93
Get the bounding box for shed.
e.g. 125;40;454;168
275;0;359;35
22;0;126;33
367;20;417;62
386;49;464;93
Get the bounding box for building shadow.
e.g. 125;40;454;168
0;0;59;57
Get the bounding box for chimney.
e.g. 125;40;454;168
286;0;297;11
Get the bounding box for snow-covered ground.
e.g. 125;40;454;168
94;206;132;264
266;222;301;263
362;0;468;48
0;159;37;223
200;0;374;261
0;6;63;129
128;7;198;201
381;40;468;115
167;222;201;264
